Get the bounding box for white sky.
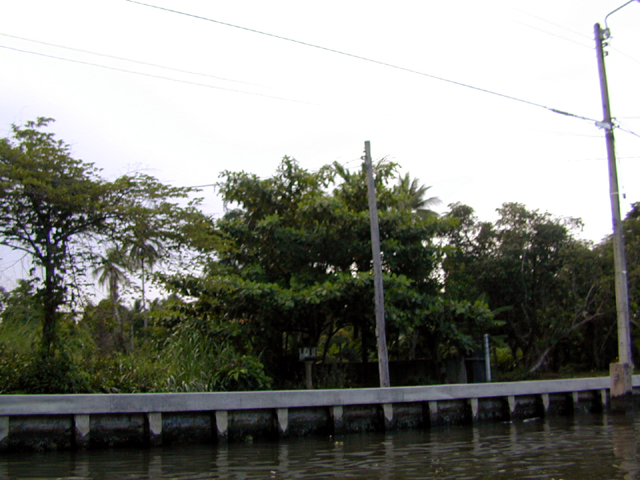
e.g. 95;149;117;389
0;0;639;293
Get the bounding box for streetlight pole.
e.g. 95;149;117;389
593;1;638;408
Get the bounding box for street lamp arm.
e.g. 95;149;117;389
605;0;638;29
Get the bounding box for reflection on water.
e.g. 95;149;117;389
2;414;640;479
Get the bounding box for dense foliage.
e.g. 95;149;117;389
443;203;609;373
0;119;637;392
162;157;496;385
0;118;204;354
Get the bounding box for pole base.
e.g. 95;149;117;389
610;362;634;413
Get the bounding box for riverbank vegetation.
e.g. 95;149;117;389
0;120;637;393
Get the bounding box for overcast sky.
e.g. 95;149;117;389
1;0;639;291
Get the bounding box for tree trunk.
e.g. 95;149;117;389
528;346;553;373
42;261;59;354
141;257;148;328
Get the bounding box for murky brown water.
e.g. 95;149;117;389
3;414;640;479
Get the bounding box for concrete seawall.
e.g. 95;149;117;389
1;376;638;452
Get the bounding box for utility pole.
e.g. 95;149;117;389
594;22;633;405
363;141;391;388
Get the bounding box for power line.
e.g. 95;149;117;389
508;19;592;49
0;44;314;105
610;46;640;67
531;129;603;138
562;156;640;162
510;7;592;41
125;0;598;125
616;123;640;140
0;32;268;89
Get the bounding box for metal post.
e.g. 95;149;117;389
484;334;492;382
305;361;313;390
363;141;391;388
594;22;633;401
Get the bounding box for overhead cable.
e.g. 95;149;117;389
616;123;640;140
0;44;313;105
510;7;592;41
610;46;640;66
508;19;591;49
0;32;266;88
126;0;598;124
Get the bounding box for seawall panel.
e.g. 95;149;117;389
287;407;331;437
90;413;146;449
162;411;214;446
9;415;73;452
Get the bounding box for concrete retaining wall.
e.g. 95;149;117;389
1;376;637;452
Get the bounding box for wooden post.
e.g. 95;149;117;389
363;141;391;388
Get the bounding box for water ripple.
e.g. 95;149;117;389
2;415;640;479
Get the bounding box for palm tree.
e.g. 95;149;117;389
125;224;164;327
394;173;441;218
93;247;129;350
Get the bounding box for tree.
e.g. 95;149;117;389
93;247;130;350
443;202;604;373
0;118;204;354
0;279;43;327
620;204;640;361
586;203;640;370
124;222;164;327
0;279;42;355
394;172;441;218
165;157;491;385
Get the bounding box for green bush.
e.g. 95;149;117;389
17;348;91;394
0;345;28;393
158;324;272;392
0;294;271;394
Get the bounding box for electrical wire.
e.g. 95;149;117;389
510;7;592;41
0;44;314;105
563;156;640;162
508;19;592;49
125;0;599;125
616;123;640;140
184;156;365;188
610;46;640;67
529;127;602;138
186;183;216;189
0;32;267;89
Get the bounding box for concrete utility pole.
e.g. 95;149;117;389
594;21;634;404
363;141;391;388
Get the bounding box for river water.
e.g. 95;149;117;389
3;414;640;479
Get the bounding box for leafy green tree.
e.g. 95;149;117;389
0;279;42;361
78;299;129;356
620;204;640;363
586;203;640;370
0;279;43;328
0;118;204;354
443;202;604;373
166;157;490;385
